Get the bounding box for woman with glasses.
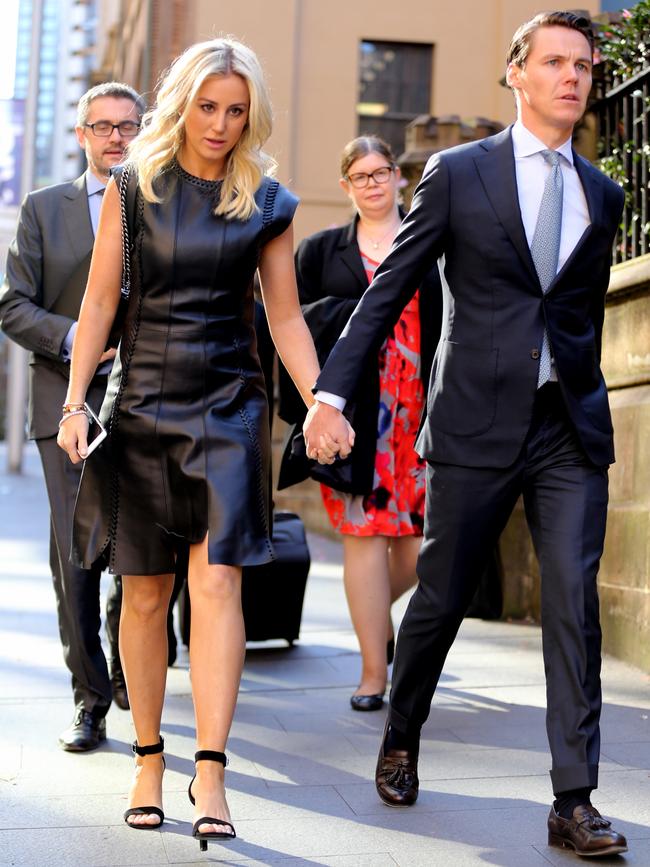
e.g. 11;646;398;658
57;38;350;850
280;135;442;710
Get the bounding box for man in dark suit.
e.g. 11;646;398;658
0;82;145;750
305;12;628;857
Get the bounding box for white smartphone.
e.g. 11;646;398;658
84;403;107;456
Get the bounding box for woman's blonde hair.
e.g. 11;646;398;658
127;37;276;220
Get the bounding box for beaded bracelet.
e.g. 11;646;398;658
58;408;89;428
61;402;86;415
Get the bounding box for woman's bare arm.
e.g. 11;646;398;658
58;178;123;461
258;224;354;458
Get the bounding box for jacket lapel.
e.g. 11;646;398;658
574;151;604;227
62;174;95;261
473;127;540;289
338;218;371;291
546;152;603;293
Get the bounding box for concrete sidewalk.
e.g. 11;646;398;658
0;444;649;866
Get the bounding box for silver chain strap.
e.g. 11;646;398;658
118;164;131;299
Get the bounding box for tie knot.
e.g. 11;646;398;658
541;149;561;167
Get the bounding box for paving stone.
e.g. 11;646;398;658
390;843;551;866
0;825;168;867
538;837;650;865
1;443;649;866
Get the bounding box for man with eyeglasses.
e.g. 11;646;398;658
0;82;145;751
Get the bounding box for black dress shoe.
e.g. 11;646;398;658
375;721;419;806
58;708;107;752
548;805;628;857
350;693;384;712
111;671;130;711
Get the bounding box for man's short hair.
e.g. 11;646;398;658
507;11;595;68
77;82;146;127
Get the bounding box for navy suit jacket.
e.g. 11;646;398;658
315;126;625;469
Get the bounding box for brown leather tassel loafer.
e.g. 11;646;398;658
375;722;419;807
547;804;628;857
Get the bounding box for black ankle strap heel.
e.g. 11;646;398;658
132;736;165;757
123;737;165;830
194;749;227;766
188;749;236;849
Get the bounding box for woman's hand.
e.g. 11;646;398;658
303;402;355;463
57;413;90;464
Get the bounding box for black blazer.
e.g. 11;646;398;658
315;126;625;470
278;213;442;493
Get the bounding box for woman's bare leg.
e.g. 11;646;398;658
388;535;421;602
387;534;421;646
121;572;174;826
343;535;391;696
188;536;244;835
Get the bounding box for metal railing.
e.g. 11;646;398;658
592;64;650;265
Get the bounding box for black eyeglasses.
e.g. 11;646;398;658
84;121;141;138
345;165;394;189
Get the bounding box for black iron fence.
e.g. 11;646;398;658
592;65;650;265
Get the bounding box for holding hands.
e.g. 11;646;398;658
303;401;355;465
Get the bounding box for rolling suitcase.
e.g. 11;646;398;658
178;511;311;646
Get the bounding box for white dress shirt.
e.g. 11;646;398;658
511;120;590;271
316;120;591;410
61;171;110;368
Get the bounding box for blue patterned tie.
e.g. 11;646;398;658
530;149;563;388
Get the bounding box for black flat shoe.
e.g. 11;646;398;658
110;670;130;711
188;750;236;850
350;693;385;712
58;708;106;752
124;737;165;830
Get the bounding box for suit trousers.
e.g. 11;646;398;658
389;383;607;793
36;436;120;716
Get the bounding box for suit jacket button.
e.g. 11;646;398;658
531;348;540;359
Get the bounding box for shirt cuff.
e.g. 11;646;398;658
314;390;346;412
61;322;77;362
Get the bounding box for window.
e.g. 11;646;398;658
357;40;432;158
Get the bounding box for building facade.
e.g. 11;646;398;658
95;0;601;240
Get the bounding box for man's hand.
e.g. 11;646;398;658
97;347;117;367
303;401;355;465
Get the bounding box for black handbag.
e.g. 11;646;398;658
285;426;356;493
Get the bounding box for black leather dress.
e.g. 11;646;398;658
72;162;298;575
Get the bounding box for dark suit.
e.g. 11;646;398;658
315;127;624;794
0;174;121;717
278;215;441;494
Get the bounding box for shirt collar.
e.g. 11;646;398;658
511;120;574;166
85;169;108;197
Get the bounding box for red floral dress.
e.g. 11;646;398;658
320;252;426;536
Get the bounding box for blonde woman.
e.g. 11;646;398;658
57;38;352;849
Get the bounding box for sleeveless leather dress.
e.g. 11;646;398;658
72;162;298;575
